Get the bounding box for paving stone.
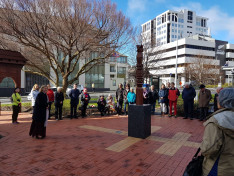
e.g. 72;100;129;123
0;111;204;175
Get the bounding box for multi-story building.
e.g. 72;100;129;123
148;34;234;86
141;9;234;86
141;9;209;47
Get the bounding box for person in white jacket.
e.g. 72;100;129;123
31;84;39;113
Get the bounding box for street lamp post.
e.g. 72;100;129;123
174;14;179;88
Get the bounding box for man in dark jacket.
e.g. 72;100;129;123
69;84;80;119
198;84;211;121
54;87;64;120
123;84;130;115
148;85;159;114
116;83;124;115
182;82;196;120
97;95;107;116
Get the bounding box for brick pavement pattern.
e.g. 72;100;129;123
0;111;204;176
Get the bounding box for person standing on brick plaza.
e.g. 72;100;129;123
198;84;212;121
158;84;168;117
46;84;54;119
80;88;90;118
143;87;149;104
182;82;196;120
123;83;130;115
127;87;136;104
116;83;124;115
214;87;223;112
165;82;170;114
148;85;159;115
200;88;234;176
69;83;80;119
29;85;48;139
168;82;180;117
31;84;39;114
54;87;64;120
11;87;22;124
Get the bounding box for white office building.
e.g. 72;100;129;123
141;9;234;86
141;9;209;47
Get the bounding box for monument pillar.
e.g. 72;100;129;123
128;45;151;139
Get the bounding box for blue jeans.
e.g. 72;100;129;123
151;102;156;113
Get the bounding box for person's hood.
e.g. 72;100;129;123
213;110;234;137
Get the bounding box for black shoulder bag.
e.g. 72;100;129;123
183;148;204;176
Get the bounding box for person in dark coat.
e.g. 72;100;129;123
143;87;149;104
46;84;54;119
69;83;80;119
116;83;124;115
54;87;64;120
29;85;48;139
158;84;168;117
214;87;223;112
97;95;106;116
148;85;159;114
123;84;130;115
182;82;196;120
80;88;90;118
198;84;212;121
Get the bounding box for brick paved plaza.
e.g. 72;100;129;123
0;111;204;176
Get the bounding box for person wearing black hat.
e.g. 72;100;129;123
97;95;106;116
198;84;211;121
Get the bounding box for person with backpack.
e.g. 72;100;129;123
168;82;180;117
11;87;22;124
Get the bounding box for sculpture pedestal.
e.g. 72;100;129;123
128;104;151;139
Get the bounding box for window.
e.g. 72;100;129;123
188;11;193;21
110;75;115;78
110;66;116;72
187;26;192;28
113;80;116;86
172;23;174;27
172;35;174;38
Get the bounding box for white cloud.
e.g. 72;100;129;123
127;0;148;14
171;2;234;41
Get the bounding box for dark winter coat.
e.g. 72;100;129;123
123;89;130;101
69;89;80;105
148;89;159;104
198;89;212;108
80;93;90;106
158;88;168;103
116;88;124;101
214;93;219;112
54;92;64;106
182;87;196;102
97;98;107;109
33;92;48;122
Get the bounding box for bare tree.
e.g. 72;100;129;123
182;54;222;86
127;30;163;84
0;0;135;91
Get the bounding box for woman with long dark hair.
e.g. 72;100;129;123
29;85;48;139
11;87;21;124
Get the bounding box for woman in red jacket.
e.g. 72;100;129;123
46;84;55;119
168;82;180;117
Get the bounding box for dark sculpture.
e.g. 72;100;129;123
136;45;143;105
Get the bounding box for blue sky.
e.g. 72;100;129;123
112;0;234;43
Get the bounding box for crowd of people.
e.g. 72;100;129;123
10;82;232;137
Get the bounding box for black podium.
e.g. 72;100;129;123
128;104;151;139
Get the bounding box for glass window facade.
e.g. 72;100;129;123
85;64;105;88
25;73;49;92
117;67;126;79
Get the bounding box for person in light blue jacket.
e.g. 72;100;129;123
31;84;39;113
158;84;168;117
127;88;136;104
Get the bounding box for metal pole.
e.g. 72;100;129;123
175;14;179;88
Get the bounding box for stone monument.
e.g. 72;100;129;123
128;45;151;139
